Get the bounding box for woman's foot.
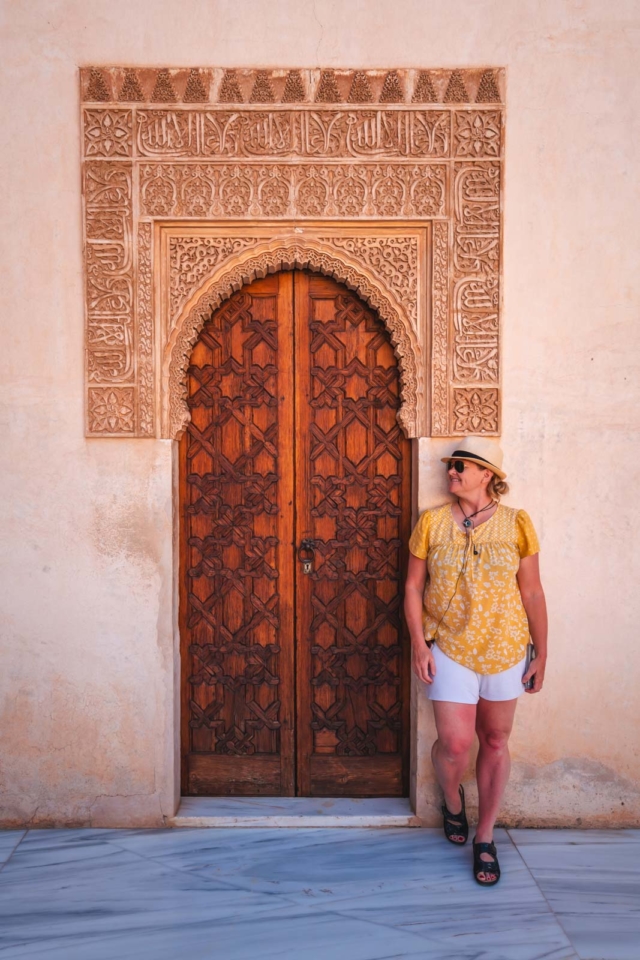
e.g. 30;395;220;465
441;784;468;845
472;836;501;885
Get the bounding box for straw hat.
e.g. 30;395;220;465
441;436;506;480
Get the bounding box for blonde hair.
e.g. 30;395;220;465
487;474;509;500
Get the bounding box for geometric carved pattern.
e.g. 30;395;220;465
182;290;283;764
165;240;423;442
82;67;502;106
180;272;411;795
87;387;135;434
81;66;504;438
297;279;410;791
453;111;501;158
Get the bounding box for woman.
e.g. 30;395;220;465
404;436;547;886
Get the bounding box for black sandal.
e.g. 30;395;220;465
441;784;468;845
473;837;501;886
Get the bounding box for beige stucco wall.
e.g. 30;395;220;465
1;0;639;827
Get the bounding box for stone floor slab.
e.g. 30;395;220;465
511;831;640;960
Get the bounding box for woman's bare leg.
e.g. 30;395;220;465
431;701;477;815
474;697;518;880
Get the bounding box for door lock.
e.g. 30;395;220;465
298;538;316;575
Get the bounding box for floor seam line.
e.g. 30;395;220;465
506;828;583;960
102;836;253;891
101;837;302;905
0;829;28;875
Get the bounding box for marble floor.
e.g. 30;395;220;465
0;825;638;959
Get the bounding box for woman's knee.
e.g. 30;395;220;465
437;732;474;761
478;727;510;752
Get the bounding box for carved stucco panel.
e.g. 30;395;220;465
169;236;261;327
162;240;423;441
88;387;136;434
133;109;453;160
81;66;504;438
137;223;154;436
431;220;449;435
140;162;447;220
316;236;419;335
84;160;136;433
449;158;501;433
452;387;499;434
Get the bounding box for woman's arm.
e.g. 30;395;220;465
517;553;548;694
405;553;435;685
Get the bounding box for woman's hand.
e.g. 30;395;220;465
523;654;546;694
412;641;436;685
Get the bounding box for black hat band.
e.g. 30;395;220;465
450;450;496;467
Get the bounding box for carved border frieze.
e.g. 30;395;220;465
140;162;448;220
81;66;504;438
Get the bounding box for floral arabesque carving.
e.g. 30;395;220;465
140;162;446;220
453;387;499;434
88;387;135;433
84;110;132;157
431;221;450;435
169;236;260;325
317;236;418;333
453;111;501;158
136;223;154;435
164;242;423;441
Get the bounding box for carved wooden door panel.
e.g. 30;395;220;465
294;274;411;796
180;271;410;797
180;273;295;795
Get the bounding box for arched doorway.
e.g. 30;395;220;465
179;270;411;797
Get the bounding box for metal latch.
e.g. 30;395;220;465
298;538;316;575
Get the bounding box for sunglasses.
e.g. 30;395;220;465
447;459;468;473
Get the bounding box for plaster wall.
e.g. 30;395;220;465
1;0;639;827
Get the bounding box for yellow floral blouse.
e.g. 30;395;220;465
408;503;540;674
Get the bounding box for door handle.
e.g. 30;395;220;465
298;538;316;574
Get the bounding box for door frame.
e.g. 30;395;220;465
165;223;432;811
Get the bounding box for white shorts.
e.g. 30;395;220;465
427;643;527;704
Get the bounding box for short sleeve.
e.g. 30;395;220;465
408;510;431;559
516;510;540;559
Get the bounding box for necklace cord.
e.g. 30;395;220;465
428;500;496;647
458;497;496;526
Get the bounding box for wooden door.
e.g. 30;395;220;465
294;273;411;795
180;273;295;796
180;271;410;797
